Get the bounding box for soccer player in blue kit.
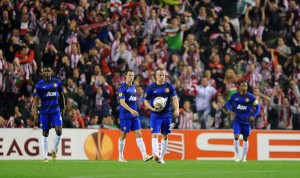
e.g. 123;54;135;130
144;67;179;164
118;69;153;162
33;66;65;162
226;81;260;162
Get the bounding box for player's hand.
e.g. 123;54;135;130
173;109;179;117
61;109;66;116
249;116;255;122
33;114;38;121
34;119;39;126
230;111;236;118
33;114;39;125
152;107;163;112
130;110;139;117
290;80;296;88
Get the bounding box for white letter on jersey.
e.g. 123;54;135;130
129;96;137;101
237;104;247;110
46;92;57;97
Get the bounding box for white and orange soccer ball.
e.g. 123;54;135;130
153;97;166;110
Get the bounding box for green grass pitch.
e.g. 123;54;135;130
1;160;299;178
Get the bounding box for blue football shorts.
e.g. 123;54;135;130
39;112;62;130
232;121;251;137
150;115;172;134
120;118;141;133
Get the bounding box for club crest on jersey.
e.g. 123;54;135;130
165;88;170;93
245;98;249;102
123;126;126;130
53;83;57;87
33;89;36;93
119;93;122;97
134;89;136;93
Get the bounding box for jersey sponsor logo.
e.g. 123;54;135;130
245;98;249;102
237;104;247;110
46;91;57;97
129;96;136;101
165;88;170;93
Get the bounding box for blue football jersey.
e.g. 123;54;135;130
118;83;138;119
144;82;177;118
33;78;63;115
226;92;259;124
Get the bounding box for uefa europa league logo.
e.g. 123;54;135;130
84;132;114;160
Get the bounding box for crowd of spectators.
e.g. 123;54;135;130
0;0;300;130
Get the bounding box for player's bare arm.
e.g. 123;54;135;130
33;96;40;121
120;99;139;116
59;92;66;115
230;111;236;118
172;96;179;117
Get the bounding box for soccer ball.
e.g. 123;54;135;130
153;97;166;110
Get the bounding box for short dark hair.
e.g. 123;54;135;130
47;22;54;27
20;45;27;50
90;113;98;120
43;65;51;69
240;81;248;86
124;69;134;76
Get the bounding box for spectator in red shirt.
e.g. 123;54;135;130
70;106;85;128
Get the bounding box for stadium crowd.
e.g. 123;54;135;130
0;0;300;130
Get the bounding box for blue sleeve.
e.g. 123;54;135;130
33;83;39;97
170;83;177;97
251;95;261;117
118;86;125;101
144;87;152;101
226;95;233;112
58;80;63;93
252;104;261;117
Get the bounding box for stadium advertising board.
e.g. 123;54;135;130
0;129;299;160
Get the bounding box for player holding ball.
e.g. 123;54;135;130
144;67;179;164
